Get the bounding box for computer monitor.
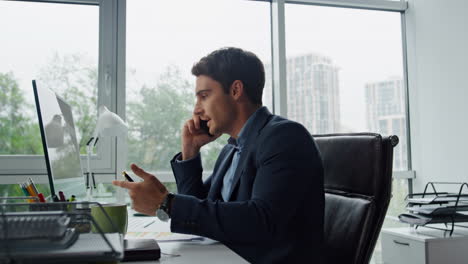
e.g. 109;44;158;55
32;80;86;200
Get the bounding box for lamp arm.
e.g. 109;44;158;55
86;140;94;200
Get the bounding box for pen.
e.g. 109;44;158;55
59;191;66;202
38;193;46;203
133;213;152;217
143;220;156;228
122;171;134;182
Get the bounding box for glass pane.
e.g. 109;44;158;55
284;5;408;171
0;183;51;203
370;179;409;264
126;0;271;173
0;1;99;155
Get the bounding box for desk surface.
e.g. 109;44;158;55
126;216;247;263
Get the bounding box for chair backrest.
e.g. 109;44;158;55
313;133;398;264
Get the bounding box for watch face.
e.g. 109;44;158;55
157;209;170;222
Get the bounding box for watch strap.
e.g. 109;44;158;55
160;192;174;217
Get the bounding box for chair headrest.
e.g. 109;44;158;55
313;133;397;197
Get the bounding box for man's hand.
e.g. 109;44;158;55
112;163;168;216
181;116;220;160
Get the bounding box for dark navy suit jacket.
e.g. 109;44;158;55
170;107;324;263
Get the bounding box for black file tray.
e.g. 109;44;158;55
400;182;468;235
0;198;124;263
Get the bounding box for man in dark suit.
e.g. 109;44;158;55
113;47;324;263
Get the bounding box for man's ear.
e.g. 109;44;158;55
230;80;244;100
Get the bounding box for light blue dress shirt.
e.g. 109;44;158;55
221;107;264;201
221;139;241;201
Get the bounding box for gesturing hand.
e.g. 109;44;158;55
112;163;168;216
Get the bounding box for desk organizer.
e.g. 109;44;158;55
0;197;123;263
399;182;468;235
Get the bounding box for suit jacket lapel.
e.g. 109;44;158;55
226;108;273;201
226;146;248;200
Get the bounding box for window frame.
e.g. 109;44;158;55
0;0;126;185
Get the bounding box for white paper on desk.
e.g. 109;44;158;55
125;231;204;242
127;217;205;242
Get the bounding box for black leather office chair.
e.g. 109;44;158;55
314;133;398;264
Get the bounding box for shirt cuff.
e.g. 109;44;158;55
174;152;200;163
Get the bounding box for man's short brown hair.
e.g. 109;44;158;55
191;47;265;105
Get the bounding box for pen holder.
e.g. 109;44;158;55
29;202;67;212
0;197;40;212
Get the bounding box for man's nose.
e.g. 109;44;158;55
193;103;203;116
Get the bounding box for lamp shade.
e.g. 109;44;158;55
94;106;128;138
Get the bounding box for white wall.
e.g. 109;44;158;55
406;0;468;191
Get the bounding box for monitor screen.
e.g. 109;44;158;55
33;80;86;200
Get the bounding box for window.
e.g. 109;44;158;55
283;4;408;171
283;4;408;263
0;1;99;156
126;0;272;180
0;0;122;193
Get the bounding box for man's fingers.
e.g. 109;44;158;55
130;163;154;180
192;115;200;130
112;180;136;189
186;119;195;134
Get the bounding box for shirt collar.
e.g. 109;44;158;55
228;106;268;150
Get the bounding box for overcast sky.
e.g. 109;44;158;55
1;0;403;132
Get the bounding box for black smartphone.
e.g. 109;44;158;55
199;120;214;137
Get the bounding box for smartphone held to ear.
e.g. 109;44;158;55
199;120;214;137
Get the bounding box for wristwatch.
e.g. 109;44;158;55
156;192;174;222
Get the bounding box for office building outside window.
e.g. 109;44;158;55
365;77;407;171
265;54;340;134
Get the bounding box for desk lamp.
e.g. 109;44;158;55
86;105;128;202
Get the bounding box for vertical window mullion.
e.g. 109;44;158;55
94;0;127;176
400;11;414;194
271;0;288;116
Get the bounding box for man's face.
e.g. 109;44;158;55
194;75;236;136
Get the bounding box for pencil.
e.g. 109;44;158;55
19;183;30;197
25;183;37;197
20;183;34;203
28;178;39;196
